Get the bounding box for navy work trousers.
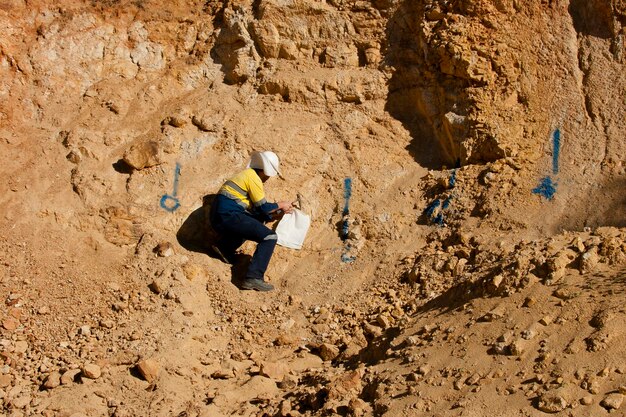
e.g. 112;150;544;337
210;196;277;281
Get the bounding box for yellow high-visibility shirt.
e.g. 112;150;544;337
218;168;269;210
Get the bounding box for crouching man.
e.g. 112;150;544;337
210;151;293;291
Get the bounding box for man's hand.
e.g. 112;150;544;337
277;201;294;214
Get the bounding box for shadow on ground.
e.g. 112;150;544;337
176;194;218;255
176;194;259;290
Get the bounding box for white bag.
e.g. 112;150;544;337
276;209;310;250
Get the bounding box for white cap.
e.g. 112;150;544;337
248;151;282;177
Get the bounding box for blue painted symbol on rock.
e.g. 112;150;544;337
160;162;181;212
533;129;561;200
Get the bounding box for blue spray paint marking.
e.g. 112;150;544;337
424;159;460;226
425;199;441;218
532;128;561;200
341;177;356;263
449;167;458;188
341;177;352;239
552;128;561;175
532;176;557;200
160;162;181;212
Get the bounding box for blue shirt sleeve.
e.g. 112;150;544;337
252;201;279;221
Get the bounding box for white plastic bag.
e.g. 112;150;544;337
276;209;310;250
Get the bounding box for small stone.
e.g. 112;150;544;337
521;324;539;340
580;396;593;405
523;297;536;307
154;242;174;257
211;368;235;379
466;373;481;385
288;295;302;306
148;279;167;295
37;306;50;315
491;274;504;289
600;393;624;410
136;358;160;383
164;113;188;128
579;247;599;273
348;398;368;416
619;386;626;394
277;374;298;389
0;374;13;388
13;341;28;354
363;322;383;337
61;369;81;385
2;318;18;331
82;364;101;379
417;365;431;376
182;263;203;281
278;399;292;417
43;372;61;389
318;343;340;361
538;393;568;413
191;114;221;132
376;314;391;328
453;378;464;390
66;150;81;164
79;325;91;336
273;334;298;347
539;316;553;326
509;339;528;356
123;141;162;170
280;318;295;331
11;395;30;409
100;319;115;329
259;361;289;380
553;287;578;300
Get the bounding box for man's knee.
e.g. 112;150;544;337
263;233;278;244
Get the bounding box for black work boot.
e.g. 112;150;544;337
240;278;274;292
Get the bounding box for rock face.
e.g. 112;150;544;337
0;1;625;417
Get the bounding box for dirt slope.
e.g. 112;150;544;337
0;0;625;416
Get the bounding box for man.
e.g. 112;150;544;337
210;151;293;291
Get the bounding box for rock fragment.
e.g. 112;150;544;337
537;392;568;413
0;374;12;388
523;297;536;307
14;341;28;354
259;361;289;380
192;114;221;132
2;318;18;331
579;247;599;273
122;141;162;170
136;358;160;382
318;343;340;361
580;395;593;405
148;278;167;295
82;364;101;379
154;242;174;257
278;374;298;389
61;369;81;385
600;393;624;410
42;372;61;389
